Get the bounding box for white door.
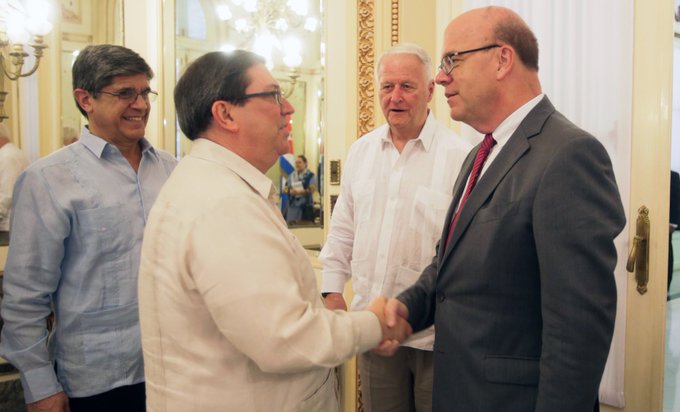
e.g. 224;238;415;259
602;0;673;411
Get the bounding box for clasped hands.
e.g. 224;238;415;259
366;297;411;356
324;293;412;356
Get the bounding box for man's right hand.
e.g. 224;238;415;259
323;292;348;311
27;391;70;412
366;297;412;356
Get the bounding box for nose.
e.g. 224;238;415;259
131;94;149;109
390;87;404;102
281;97;295;115
435;69;451;86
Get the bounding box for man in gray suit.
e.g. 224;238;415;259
384;6;626;412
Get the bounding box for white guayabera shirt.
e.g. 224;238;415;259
320;112;472;350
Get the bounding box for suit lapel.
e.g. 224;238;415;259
440;97;556;266
437;151;476;258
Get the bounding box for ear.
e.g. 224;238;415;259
426;79;435;103
211;100;239;133
496;46;514;80
73;89;94;114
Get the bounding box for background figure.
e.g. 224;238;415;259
285;154;317;223
0;123;29;245
386;7;625;412
320;43;471;412
670;170;680;297
0;44;177;412
138;50;410;412
62;126;79;146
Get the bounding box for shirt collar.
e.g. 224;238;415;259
379;110;437;152
490;94;544;146
79;126;157;159
190;138;275;201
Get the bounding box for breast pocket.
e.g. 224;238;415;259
474;199;521;224
409;187;453;233
352;178;376;224
76;205;135;256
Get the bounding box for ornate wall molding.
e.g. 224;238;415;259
391;0;399;45
357;0;375;138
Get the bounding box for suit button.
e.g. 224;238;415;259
438;294;446;302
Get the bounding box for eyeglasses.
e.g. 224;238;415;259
439;44;501;75
241;89;284;106
99;88;158;103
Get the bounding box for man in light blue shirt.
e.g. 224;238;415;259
0;44;176;412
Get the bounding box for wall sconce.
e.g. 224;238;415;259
0;0;53;122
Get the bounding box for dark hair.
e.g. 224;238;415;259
174;50;265;140
72;44;154;117
494;18;539;71
297;155;308;165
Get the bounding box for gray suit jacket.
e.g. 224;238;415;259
398;97;626;412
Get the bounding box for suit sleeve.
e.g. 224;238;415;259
533;136;625;411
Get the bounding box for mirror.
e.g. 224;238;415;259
173;0;325;241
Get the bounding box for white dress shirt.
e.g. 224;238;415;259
320;112;471;350
138;138;382;411
0;142;28;231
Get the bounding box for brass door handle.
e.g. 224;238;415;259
626;205;649;295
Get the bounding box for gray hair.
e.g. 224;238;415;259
375;43;433;81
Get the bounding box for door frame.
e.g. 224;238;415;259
602;0;673;410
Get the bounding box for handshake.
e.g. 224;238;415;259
324;293;411;356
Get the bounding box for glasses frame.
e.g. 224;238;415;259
439;44;501;75
241;90;284;106
99;88;158;103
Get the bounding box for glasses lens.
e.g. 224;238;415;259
441;57;453;74
117;89;137;101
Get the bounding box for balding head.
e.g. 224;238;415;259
435;6;542;133
447;6;538;72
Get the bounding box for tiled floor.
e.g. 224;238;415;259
665;233;680;411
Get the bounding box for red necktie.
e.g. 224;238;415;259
445;133;496;248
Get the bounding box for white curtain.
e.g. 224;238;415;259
455;0;633;407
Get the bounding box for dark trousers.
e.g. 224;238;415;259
69;382;145;412
669;234;675;293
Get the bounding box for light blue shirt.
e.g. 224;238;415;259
0;127;177;402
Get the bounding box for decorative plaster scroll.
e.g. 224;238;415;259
357;0;375;138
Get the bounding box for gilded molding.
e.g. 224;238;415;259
391;0;399;45
356;2;376;404
357;0;375;138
